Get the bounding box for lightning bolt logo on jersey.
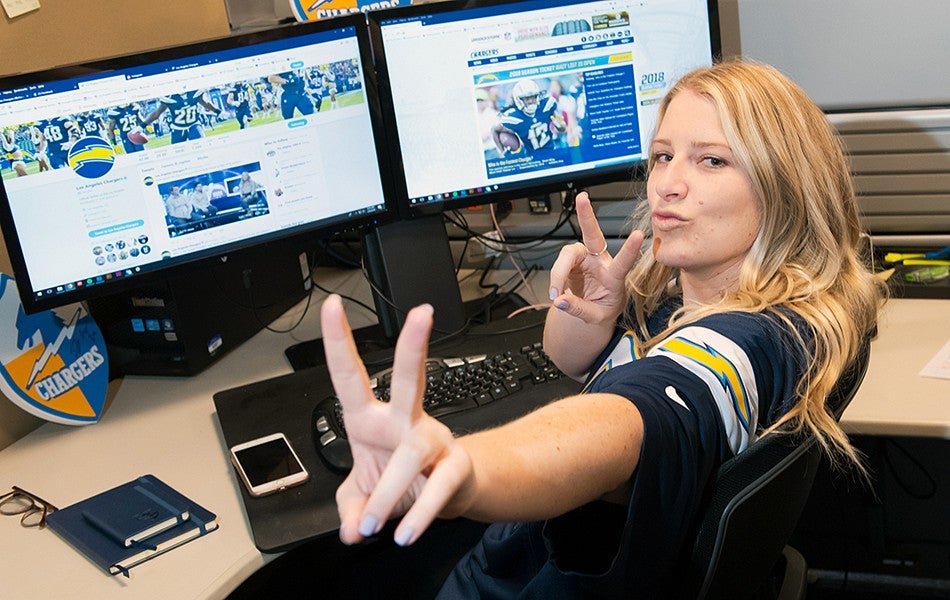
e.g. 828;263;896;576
0;275;109;425
587;323;762;454
582;331;642;393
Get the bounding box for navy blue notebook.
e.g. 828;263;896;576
47;474;218;576
81;476;189;547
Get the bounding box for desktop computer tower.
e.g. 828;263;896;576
87;241;312;377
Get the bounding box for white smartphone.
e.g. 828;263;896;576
229;432;310;497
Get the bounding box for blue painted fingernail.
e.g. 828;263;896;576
358;514;378;537
394;527;414;547
556;300;569;311
549;287;559;300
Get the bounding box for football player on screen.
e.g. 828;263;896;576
1;129;29;177
492;78;567;156
105;104;148;154
318;65;339;109
140;90;221;144
268;70;316;119
33;116;80;169
78;111;106;138
226;81;255;129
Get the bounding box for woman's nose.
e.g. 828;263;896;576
652;160;688;200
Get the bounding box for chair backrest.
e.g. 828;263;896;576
681;337;871;599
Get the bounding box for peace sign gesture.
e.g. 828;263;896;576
549;191;644;324
543;192;644;379
321;295;474;547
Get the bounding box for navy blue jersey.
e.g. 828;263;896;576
227;85;253;128
158;91;210;131
156;91;213;143
276;71;314;119
227;85;251;111
106;105;142;137
105;105;147;152
439;303;811;599
498;96;561;152
79;113;103;136
277;71;307;95
35;117;76;166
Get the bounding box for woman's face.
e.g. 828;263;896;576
647;90;760;291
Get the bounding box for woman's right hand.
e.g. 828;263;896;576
549;191;644;325
321;295;475;548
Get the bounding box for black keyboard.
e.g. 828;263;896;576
312;342;567;472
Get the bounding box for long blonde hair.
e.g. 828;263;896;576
626;61;886;464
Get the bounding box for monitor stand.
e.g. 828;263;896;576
284;214;530;371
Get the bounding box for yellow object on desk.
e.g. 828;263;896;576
901;259;950;266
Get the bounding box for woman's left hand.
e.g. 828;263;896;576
548;191;644;325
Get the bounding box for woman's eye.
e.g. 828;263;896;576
703;156;726;167
653;152;672;163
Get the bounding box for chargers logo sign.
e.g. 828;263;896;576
68;135;116;179
0;275;109;425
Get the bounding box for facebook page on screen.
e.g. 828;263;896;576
379;0;713;203
0;26;386;301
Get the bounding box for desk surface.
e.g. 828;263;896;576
844;297;950;437
0;268;947;599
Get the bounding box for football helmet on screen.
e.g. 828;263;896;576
511;79;542;116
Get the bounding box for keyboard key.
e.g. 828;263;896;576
313;346;566;473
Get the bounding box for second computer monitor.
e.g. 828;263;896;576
0;14;393;315
370;0;721;215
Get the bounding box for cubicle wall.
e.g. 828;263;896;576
724;0;950;244
831;109;950;243
0;0;230;78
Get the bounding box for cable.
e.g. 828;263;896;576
882;438;937;500
311;280;377;318
242;248;322;334
359;253;474;343
254;286;314;334
443;202;575;246
317;234;362;269
486;203;538;305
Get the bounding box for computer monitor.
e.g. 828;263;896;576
0;13;393;317
364;0;720;337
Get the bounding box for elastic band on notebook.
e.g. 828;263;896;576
133;484;185;523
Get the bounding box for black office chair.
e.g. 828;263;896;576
681;337;872;600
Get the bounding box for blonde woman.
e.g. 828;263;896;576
319;61;886;598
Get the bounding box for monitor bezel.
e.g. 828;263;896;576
0;14;398;314
368;0;722;219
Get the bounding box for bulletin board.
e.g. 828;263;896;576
0;0;232;77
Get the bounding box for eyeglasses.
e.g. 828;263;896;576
0;486;58;528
